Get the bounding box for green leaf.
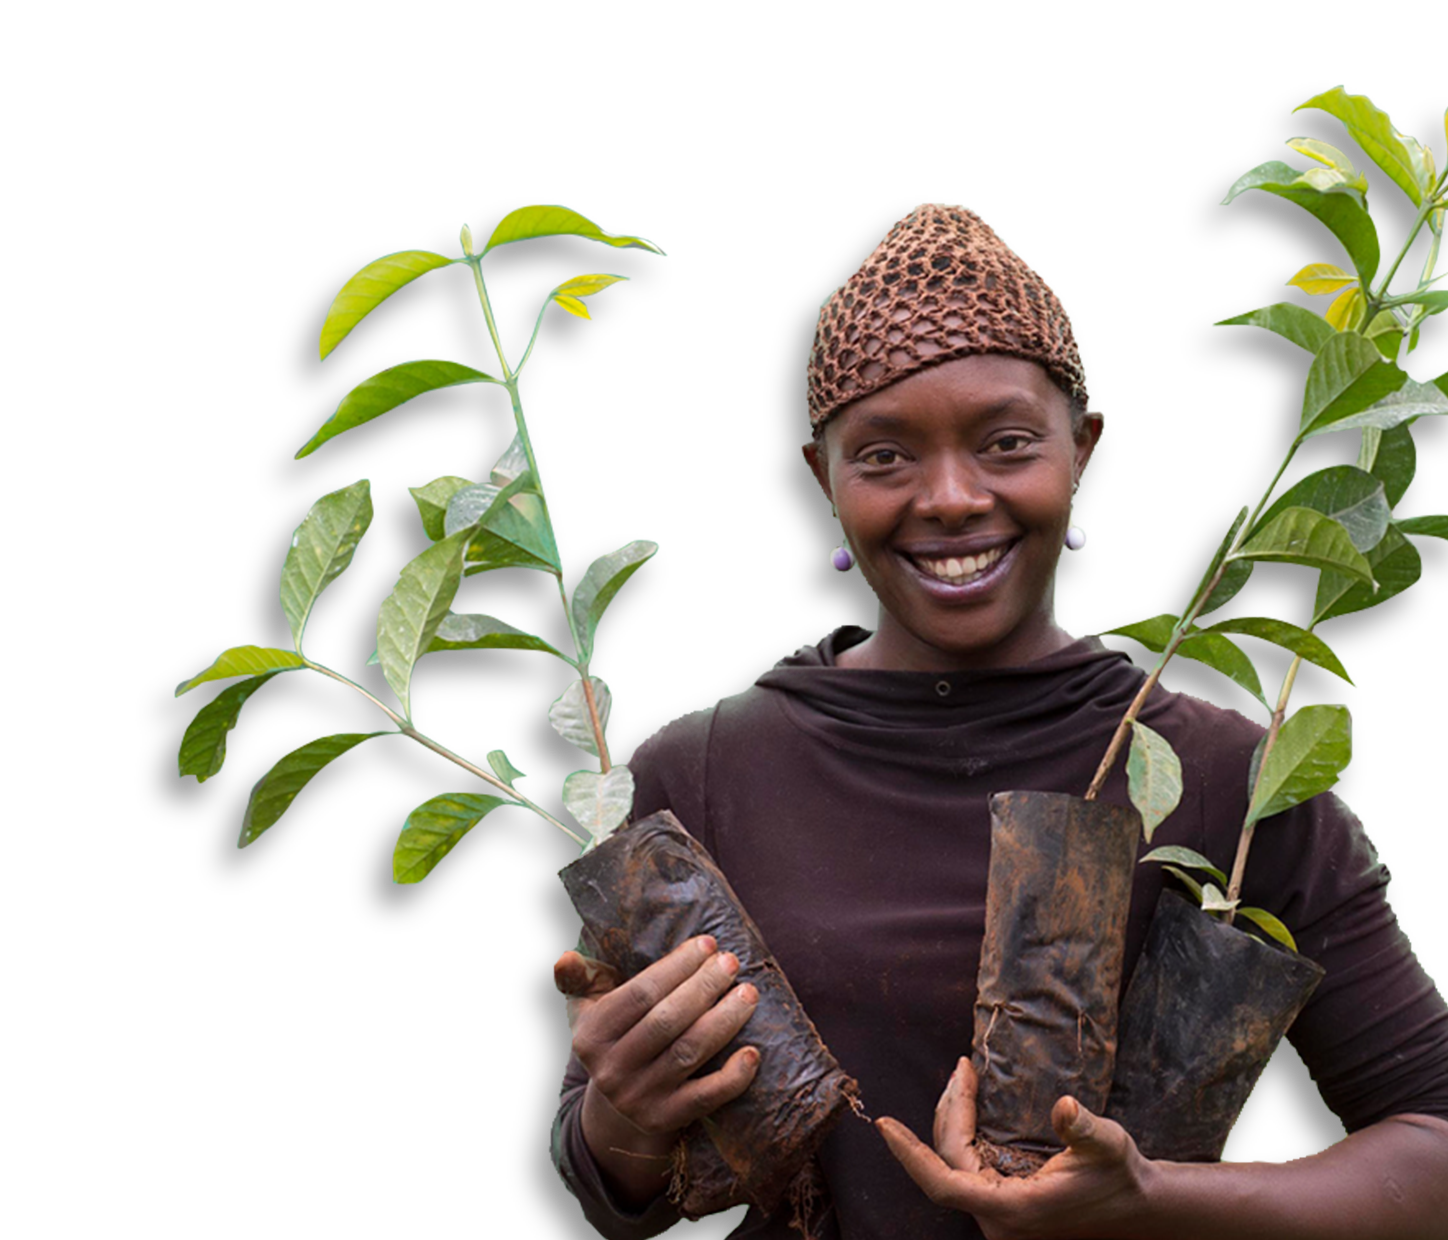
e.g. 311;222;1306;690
1298;333;1407;440
393;793;509;883
550;677;611;757
1363;310;1403;361
1201;883;1239;913
563;765;635;847
1176;632;1268;709
1187;504;1256;620
1202;617;1351;684
447;479;560;575
1313;525;1421;624
1297;87;1434;208
1246;704;1351;827
1358;422;1416;508
239;732;387;846
571;541;658;664
487;750;525;787
279;480;373;650
1231;507;1374;585
1216;304;1336;354
1224;161;1380;285
319;251;453;360
178;673;286;782
1397;515;1448;540
1252;465;1389;553
1140;845;1228;888
1161;865;1206;904
490;436;530;486
409;476;474;542
1391;290;1448;317
1236;906;1299;952
296;361;496;458
423;613;570;662
482;206;663;256
176;646;307;696
376;527;474;720
1104;613;1179;653
1317;377;1448;438
1126;720;1183;843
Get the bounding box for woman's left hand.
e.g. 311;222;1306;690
877;1057;1154;1240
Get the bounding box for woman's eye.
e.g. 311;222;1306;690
861;448;900;467
988;434;1033;454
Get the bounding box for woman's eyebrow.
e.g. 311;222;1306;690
857;395;1044;428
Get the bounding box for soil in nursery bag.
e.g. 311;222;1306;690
1106;890;1325;1161
560;809;859;1218
971;790;1142;1176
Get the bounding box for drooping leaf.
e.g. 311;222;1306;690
446;478;560;575
1297;87;1435;207
376;527;474;720
1359;422;1416;508
548;273;627;321
490;436;530;486
1313;525;1421;623
1236;906;1299;952
1104;614;1179;653
550;677;611;757
423;612;570;662
1216;304;1335;354
1392;290;1448;317
279;479;373;649
1202;617;1351;684
1397;515;1448;540
487;750;525;787
393;793;510;883
1288;262;1356;295
483;206;663;256
409;476;474;542
176;646;307;696
239;732;387;846
1161;865;1206;903
1199;559;1254;615
462;518;560;576
178;673;287;782
571;541;658;664
1252;465;1389;553
1298;333;1407;440
1318;377;1448;438
319;251;453;360
1140;845;1229;888
1185;507;1249;617
563;765;635;847
1126;720;1183;842
1231;507;1374;585
1246;704;1351;827
296;361;496;458
1176;632;1268;709
1223;161;1380;285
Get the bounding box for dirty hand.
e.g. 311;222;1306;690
876;1057;1152;1240
554;935;761;1190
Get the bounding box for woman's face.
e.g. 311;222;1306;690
805;354;1101;672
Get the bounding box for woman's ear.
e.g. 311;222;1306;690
802;438;834;504
1073;412;1104;484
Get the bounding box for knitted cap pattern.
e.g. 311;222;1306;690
807;205;1088;429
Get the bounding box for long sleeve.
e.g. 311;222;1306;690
549;711;718;1238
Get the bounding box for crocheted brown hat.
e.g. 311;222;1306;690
807;205;1088;428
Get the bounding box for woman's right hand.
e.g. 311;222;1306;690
553;935;761;1205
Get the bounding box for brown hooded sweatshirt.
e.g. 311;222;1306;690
553;630;1448;1239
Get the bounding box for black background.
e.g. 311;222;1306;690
144;65;1436;1228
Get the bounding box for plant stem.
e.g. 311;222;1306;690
1223;653;1303;923
469;259;513;380
578;672;613;772
305;658;585;846
1086;441;1299;801
1367;198;1440;314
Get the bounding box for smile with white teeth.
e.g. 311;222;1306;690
914;545;1007;585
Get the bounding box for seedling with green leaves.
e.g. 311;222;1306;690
176;206;662;877
1086;88;1448;950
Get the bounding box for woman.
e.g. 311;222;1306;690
550;206;1448;1239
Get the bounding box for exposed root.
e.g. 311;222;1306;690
787;1160;824;1240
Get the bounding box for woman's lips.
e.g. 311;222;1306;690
899;540;1018;596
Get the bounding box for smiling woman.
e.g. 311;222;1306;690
548;205;1448;1240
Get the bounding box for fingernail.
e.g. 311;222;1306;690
698;935;717;955
737;982;758;1004
718;951;739;975
742;1047;760;1067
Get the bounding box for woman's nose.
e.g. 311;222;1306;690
915;459;994;527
